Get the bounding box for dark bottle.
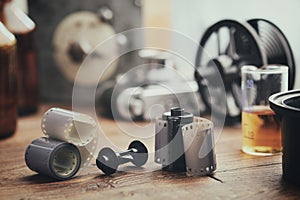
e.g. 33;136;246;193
2;0;38;116
0;17;17;138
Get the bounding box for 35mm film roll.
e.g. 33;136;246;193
25;137;81;180
155;107;193;172
25;108;99;180
155;107;216;175
41;108;97;146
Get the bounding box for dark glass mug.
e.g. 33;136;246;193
269;90;300;186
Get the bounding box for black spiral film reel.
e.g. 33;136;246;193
194;19;295;124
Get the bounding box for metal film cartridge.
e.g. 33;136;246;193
25;137;81;180
155;107;193;172
155;107;216;175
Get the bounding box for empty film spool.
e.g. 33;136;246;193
25;137;81;180
182;117;216;176
41;108;97;146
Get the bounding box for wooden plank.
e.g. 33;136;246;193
1;105;300;199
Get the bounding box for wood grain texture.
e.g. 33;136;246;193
0;105;300;200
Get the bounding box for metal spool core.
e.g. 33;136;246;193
51;146;80;178
195;19;295;124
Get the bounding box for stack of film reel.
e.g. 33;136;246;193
25;108;99;180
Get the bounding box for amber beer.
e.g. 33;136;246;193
241;65;288;155
242;106;281;155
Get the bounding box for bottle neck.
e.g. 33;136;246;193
0;0;8;24
1;0;35;33
1;0;13;24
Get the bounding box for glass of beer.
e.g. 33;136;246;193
241;65;288;156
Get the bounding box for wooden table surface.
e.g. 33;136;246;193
1;105;300;200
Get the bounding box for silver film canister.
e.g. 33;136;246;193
155;107;193;172
182;117;216;176
25;137;81;180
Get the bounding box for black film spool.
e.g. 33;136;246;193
247;18;295;89
96;140;148;175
